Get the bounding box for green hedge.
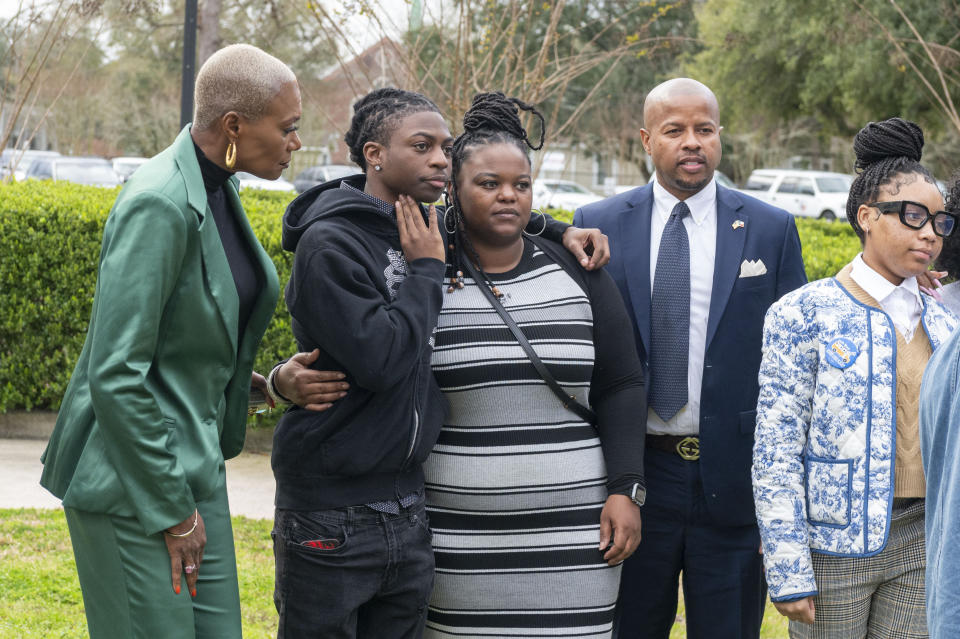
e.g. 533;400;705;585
0;182;860;412
543;208;861;281
794;216;862;281
0;182;298;412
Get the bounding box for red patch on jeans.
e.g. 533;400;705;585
302;538;340;550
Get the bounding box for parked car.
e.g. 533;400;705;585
533;178;603;211
1;148;61;181
741;169;852;220
235;171;296;192
292;164;357;193
112;156;149;182
25;156;122;188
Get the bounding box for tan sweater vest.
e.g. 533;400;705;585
837;267;930;498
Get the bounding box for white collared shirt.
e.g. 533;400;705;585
646;178;717;436
850;253;923;342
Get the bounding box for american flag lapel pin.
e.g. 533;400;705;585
732;219;744;230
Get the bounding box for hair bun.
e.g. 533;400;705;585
462;92;512;134
853;117;924;171
461;91;545;150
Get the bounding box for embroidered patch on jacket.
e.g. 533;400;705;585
824;337;859;369
384;248;408;299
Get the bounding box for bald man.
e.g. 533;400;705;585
574;78;807;638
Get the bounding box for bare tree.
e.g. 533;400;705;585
304;0;689;175
198;0;223;66
0;0;103;177
854;0;960;136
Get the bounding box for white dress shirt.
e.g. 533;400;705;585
647;178;717;436
850;253;923;342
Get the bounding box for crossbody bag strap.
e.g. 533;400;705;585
462;258;597;425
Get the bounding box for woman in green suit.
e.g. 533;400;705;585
40;44;301;638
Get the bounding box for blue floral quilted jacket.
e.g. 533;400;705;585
752;273;956;601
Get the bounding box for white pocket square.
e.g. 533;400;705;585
739;259;767;278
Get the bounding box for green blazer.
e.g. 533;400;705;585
41;126;280;535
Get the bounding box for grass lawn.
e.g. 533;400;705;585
0;508;789;637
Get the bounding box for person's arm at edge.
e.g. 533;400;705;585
270;350;349;411
585;267;646;565
540;209;610;270
753;297;819;605
86;191;197;535
587;267;646;493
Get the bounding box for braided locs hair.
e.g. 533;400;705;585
343;87;441;171
445;91;545;295
845;117;935;241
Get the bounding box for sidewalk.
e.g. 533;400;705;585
0;438;276;519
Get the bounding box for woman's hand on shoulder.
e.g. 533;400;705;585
599;494;642;565
918;268;946;300
163;510;206;597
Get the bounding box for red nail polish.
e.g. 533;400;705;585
175;584;181;595
191;588;197;598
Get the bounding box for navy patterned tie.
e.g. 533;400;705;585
649;200;690;421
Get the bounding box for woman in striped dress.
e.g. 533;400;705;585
416;92;646;638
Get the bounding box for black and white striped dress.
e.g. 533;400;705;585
424;240;621;638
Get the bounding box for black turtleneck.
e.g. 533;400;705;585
194;142;262;345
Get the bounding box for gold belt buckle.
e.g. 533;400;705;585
676;436;700;461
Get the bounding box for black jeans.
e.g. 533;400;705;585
272;499;435;639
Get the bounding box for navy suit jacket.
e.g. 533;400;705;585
575;182;806;526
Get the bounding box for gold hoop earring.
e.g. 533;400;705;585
225;142;237;170
522;208;547;237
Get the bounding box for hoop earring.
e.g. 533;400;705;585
522;208;547;237
443;205;459;235
225;142;237;170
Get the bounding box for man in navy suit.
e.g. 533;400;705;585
574;78;807;638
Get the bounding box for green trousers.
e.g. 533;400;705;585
64;469;242;639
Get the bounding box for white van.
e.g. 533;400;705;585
742;169;853;221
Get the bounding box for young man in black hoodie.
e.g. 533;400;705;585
270;88;608;638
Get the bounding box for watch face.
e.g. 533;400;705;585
630;483;646;506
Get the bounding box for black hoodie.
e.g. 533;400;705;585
272;175;449;510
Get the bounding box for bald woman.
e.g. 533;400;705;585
41;44;302;638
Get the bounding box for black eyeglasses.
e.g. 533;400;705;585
867;200;958;237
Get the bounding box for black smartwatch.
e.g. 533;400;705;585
628;482;646;507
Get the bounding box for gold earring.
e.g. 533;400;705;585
225;142;237;170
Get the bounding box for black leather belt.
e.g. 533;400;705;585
646;434;700;461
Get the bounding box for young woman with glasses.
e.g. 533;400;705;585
752;117;957;638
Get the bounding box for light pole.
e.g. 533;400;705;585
180;0;198;128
